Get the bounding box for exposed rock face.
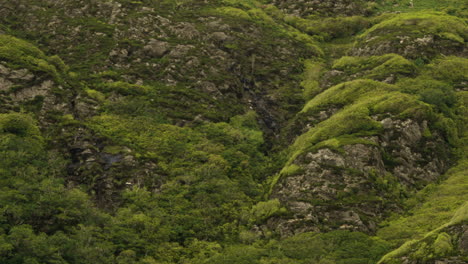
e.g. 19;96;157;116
270;116;450;236
0;62;66;116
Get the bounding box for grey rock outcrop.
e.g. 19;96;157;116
270;116;450;236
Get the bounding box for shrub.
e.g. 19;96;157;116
0;113;39;137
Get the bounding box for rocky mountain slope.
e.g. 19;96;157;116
0;0;466;263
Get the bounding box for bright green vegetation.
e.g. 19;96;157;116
425;56;468;85
203;230;391;264
378;202;468;263
332;54;417;80
212;2;323;54
0;0;467;263
355;11;467;58
0;35;66;83
285;15;372;41
294;79;431;156
358;11;467;41
377;159;468;246
377;0;468;17
301;60;324;100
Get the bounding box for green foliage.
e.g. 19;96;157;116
354;11;467;59
0;1;466;263
216;7;252;20
285;15;371;41
96;81;150;96
377;0;468;16
426;56;468;85
0;34;62;82
274;231;390;264
377;202;466;263
432;232;453;256
397;77;457;115
377;159;468;246
301;60;324;100
301;79;395;114
249;199;286;224
332;54;417;80
0;113;40;137
358;11;467;42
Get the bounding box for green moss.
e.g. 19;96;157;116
377;160;468;246
291;99;383;164
274;79;434;192
377;0;468;15
301;79;396;114
426;56;468;85
276;230;391;264
448;201;468;226
215;7;251;20
96;81;150;96
102;145;127;155
249;199;287;224
432;232;453;256
312;136;377;154
301;60;324;100
355;11;467;58
84;88;106;102
332;54;417;80
358;12;467;42
279;164;303;177
247;8;275;24
0;34;62;82
0;113;41;138
284;15;371;41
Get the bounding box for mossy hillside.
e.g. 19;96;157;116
354;11;468;58
0;113;41;138
332;54;417;81
358;11;467;42
1;0;321;131
301;59;325;101
271;0;378;17
86;110;268;187
0;112;100;236
203;230;391;264
0;34;66;84
377;89;468;247
377;202;468;263
211;3;323;55
301;79;396;115
94;80;245;122
272;79;439;192
377;158;468;247
377;0;468;17
424;56;468;86
284;15;372;42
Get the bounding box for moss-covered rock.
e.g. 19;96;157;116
352;12;467;59
268;78;455;235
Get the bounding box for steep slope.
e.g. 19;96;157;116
0;0;466;263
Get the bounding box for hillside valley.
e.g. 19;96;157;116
0;0;467;263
